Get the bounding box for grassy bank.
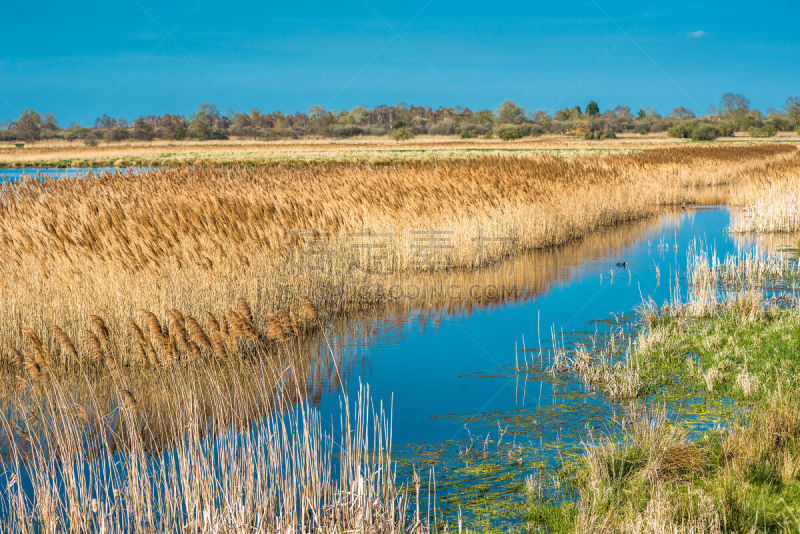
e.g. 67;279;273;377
531;240;800;531
555;310;800;532
563;389;800;532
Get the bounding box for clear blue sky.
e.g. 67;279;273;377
2;0;798;125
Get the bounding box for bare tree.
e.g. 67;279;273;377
13;109;43;142
670;106;695;119
784;97;800;128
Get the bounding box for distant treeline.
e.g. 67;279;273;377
3;93;800;144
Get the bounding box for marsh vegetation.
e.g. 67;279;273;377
528;183;800;531
1;143;799;531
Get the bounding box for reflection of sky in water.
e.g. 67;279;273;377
321;208;738;446
311;207;797;527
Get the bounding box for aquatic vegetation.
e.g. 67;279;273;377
532;236;800;532
544;328;650;401
397;413;585;532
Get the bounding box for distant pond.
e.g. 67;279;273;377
0;167;151;181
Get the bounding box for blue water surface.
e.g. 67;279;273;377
0;167;148;181
306;206;792;525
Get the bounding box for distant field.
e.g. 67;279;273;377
3;133;800;167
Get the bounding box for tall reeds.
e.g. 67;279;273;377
0;145;795;372
728;146;800;233
1;374;416;532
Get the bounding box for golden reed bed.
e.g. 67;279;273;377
1;144;798;375
0;210;678;459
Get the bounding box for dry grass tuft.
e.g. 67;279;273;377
301;295;319;321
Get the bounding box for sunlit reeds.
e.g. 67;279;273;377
729;148;800;233
1;376;418;532
730;179;800;233
0;145;795;375
641;240;800;321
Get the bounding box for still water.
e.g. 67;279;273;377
0;167;148;181
307;206;791;526
325;208;727;436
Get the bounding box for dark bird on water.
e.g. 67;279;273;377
615;261;627;268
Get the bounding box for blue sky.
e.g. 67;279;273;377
1;0;798;125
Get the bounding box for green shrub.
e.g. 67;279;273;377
499;129;523;141
584;128;616;140
667;123;693;139
690;123;719;141
104;126;129;142
669;121;732;141
495;123;527;141
529;124;546;136
331;125;363;138
747;125;777;137
715;122;735;137
262;128;297;140
390;127;414;141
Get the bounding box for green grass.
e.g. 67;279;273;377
528;304;800;532
581;392;800;532
636;307;800;403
